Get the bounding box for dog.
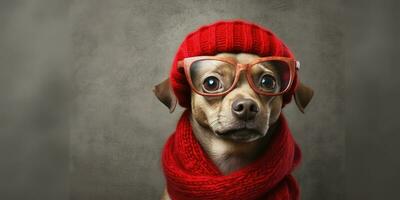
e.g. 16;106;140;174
154;52;313;200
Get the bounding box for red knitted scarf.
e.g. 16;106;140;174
162;110;302;200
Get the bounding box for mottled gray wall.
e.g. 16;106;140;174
3;0;399;200
343;0;400;199
0;1;70;200
69;0;344;199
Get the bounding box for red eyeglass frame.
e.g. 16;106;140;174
177;56;299;97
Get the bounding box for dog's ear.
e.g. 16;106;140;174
153;78;177;113
294;82;314;113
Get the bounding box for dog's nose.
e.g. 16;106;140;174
232;99;259;120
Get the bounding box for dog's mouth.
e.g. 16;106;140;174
215;128;264;142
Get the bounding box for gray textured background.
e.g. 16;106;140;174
70;0;344;199
1;0;399;200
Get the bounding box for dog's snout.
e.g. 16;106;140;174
232;99;259;120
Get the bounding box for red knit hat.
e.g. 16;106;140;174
170;20;299;108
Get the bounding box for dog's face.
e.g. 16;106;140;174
190;53;282;142
154;53;313;143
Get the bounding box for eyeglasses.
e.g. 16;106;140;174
178;56;299;97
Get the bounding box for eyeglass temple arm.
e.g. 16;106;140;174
177;60;184;68
295;60;300;70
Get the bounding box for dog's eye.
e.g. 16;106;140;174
203;76;222;92
259;74;276;90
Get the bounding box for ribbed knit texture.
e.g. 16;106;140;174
169;20;299;108
162;110;301;200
